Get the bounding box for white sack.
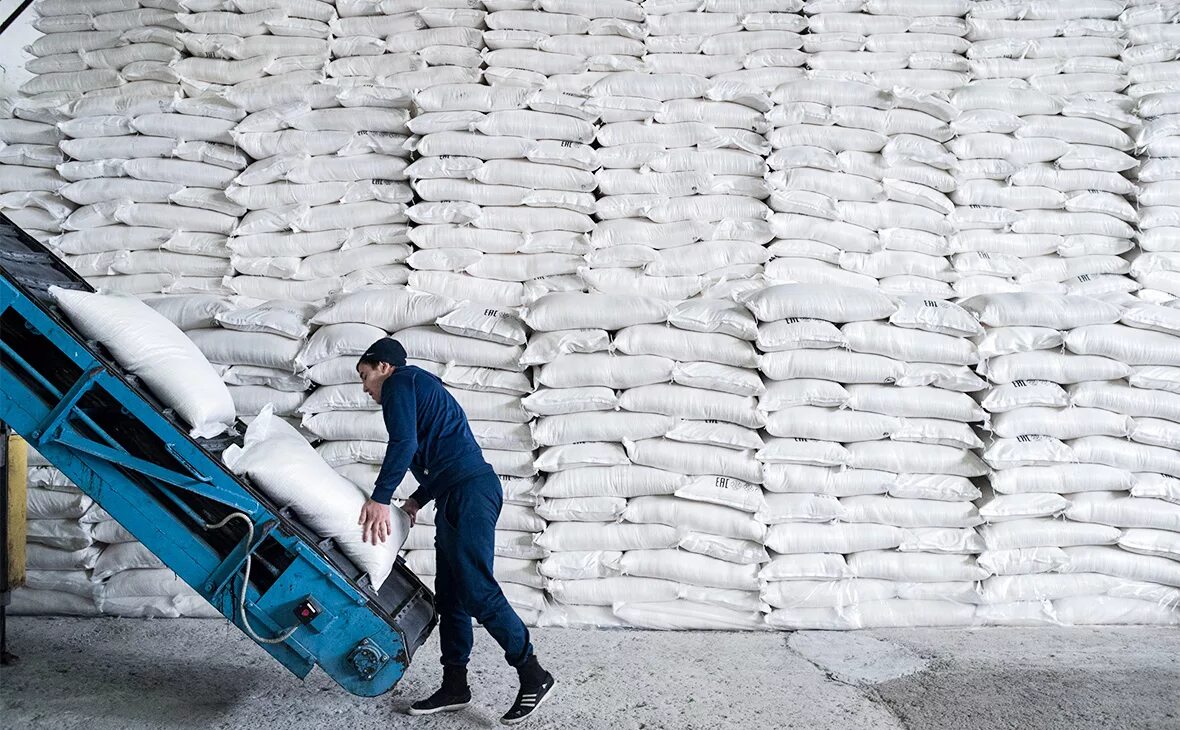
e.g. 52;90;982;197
50;287;234;439
223;407;407;590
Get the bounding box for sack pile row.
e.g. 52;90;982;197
3;0;1180;628
11;449;220;617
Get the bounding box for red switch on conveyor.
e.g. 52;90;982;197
294;597;322;626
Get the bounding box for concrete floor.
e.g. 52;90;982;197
2;618;1178;730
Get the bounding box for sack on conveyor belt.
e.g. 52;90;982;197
49;286;236;439
224;406;408;590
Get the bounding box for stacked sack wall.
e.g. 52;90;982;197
757;0;991;630
960;0;1180;627
954;0;1139;301
1124;2;1180;300
13;449;220;618
394;2;629;624
3;0;1179;628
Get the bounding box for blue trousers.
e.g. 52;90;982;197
433;470;534;669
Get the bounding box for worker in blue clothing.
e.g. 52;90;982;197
355;337;556;725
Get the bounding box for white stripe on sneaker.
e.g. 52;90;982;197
501;680;557;726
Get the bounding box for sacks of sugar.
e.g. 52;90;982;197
586;69;773;305
482;4;644;90
93;564;212;619
951;2;1140;303
229;205;410;299
0;100;69;241
328;4;484;91
641;0;807;92
49;92;247;296
766;75;960;295
967;290;1175;624
9;587;102;617
747;280;992;627
527;278;774;627
27;485;92;522
1126;41;1180;301
227;88;415;282
407;88;596;312
522;294;670;606
408;84;599;603
527;335;677;612
223;406;408;590
804;0;972;88
407;83;596;315
216;300;316;417
49;286;235;438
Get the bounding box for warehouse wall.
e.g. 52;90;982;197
3;0;1179;629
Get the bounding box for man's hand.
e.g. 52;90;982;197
358;499;392;545
401;497;420;527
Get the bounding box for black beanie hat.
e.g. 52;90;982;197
358;337;407;368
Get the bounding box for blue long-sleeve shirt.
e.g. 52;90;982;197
371;365;492;506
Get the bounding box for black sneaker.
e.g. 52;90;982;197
407;686;471;716
500;672;556;725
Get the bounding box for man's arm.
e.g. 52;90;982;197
371;372;419;505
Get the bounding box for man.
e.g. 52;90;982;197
355;337;556;725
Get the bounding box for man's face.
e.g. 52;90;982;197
357;361;395;403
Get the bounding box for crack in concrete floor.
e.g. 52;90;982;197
784;631;926;730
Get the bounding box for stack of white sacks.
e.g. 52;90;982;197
15;454;100;616
525;291;771;630
585;69;774;300
221;300;316;421
0;4;77;243
0;0;178;239
399;69;606;626
190;0;416;303
0;0;206;291
1123;2;1180;301
747;284;989;630
968;292;1180;626
14;450;217;618
643;0;805;93
769;0;962;301
950;0;1140;302
46;0;246;298
175;298;310;421
8;0;1180;630
767;76;960;299
783;0;967;299
755;2;991;629
587;68;772;307
528;61;778;628
802;0;970;94
405;83;593;309
482;0;645;91
332;0;484;93
0;96;71;244
52;83;243;297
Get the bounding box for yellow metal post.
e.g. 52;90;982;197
5;432;28;590
3;429;27;665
